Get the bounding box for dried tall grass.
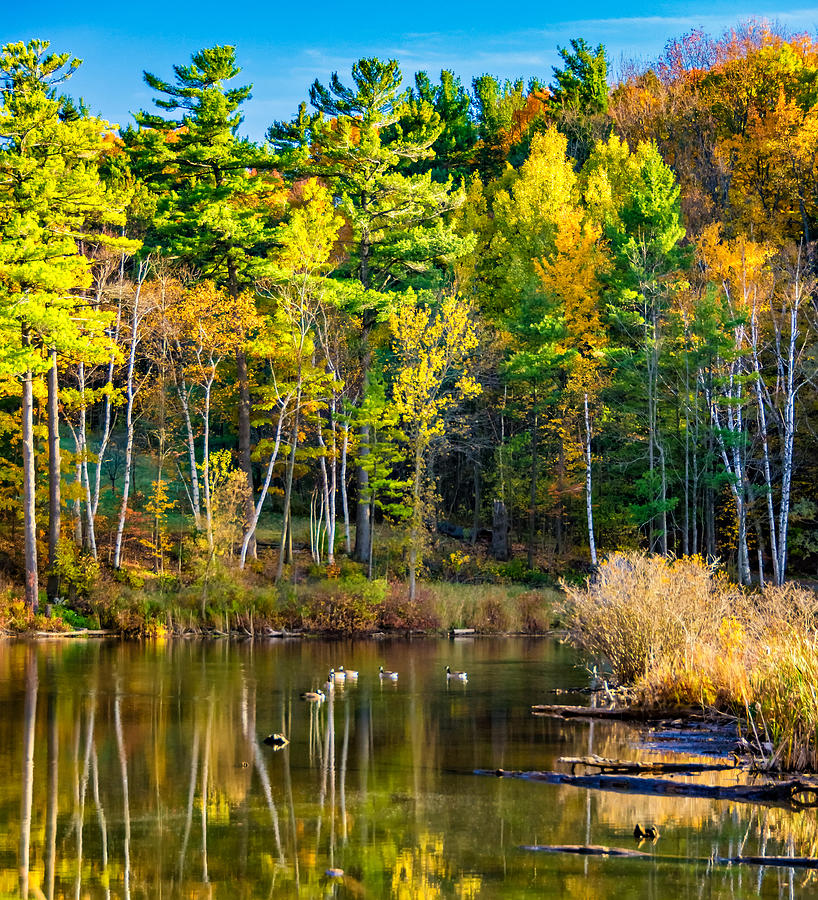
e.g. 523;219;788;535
561;552;746;684
562;552;818;771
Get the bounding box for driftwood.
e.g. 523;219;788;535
558;755;737;775
532;703;702;721
479;769;818;809
522;845;818;869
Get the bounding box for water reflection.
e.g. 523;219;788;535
0;637;814;897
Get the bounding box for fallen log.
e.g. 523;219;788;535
479;769;818;809
532;703;702;721
521;845;818;869
558;755;737;775
32;629;115;638
521;844;650;858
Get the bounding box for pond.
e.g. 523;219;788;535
1;635;814;898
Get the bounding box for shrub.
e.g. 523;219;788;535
378;582;440;631
52;539;100;601
300;576;388;634
0;590;68;633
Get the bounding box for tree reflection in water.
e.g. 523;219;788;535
1;637;815;898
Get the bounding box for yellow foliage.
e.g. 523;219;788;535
389;293;480;450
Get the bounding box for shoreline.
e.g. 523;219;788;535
6;626;565;640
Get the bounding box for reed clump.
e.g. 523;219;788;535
562;552;818;771
753;633;818;771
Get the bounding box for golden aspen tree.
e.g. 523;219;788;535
389;293;480;599
535;208;609;566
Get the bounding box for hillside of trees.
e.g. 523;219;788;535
2;23;818;619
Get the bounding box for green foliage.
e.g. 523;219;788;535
53;603;97;629
269;57;471;295
125;44;277;289
408;70;476;182
0;39;134;377
52;538;100;601
355;369;411;521
551;39;609;115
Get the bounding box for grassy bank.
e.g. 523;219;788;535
561;552;818;771
0;565;560;639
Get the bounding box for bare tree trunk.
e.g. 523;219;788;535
646;320;657;552
47;351;61;602
471;461;481;547
202;381;214;553
22;349;39;611
317;413;334;566
92;294;123;524
227;254;256;562
354;423;371;563
408;443;423;602
659;442;669;557
691;374;701;556
709;353;752;585
327;401;338;564
754;370;780;585
775;256;803;583
528;386;538;570
682;343;690;557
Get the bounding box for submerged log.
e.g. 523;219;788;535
522;845;818;869
532;703;702;721
558;755;737;775
716;855;818;869
480;769;818;809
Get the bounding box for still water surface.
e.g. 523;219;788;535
1;636;815;898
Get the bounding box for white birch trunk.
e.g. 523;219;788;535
113;263;149;569
239;404;287;568
173;366;202;529
78;363;98;559
775;258;802;583
340;422;351;555
583;392;597;567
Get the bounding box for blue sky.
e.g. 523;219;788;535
4;1;818;140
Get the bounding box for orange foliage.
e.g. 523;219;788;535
498;89;550;156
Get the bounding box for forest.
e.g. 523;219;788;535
2;22;818;630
